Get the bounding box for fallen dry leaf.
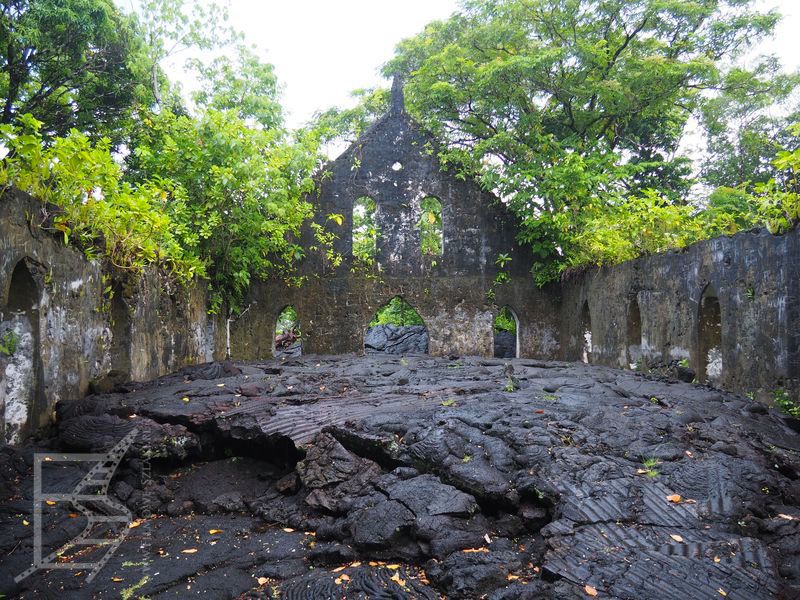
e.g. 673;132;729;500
282;527;295;533
68;513;79;518
181;548;198;554
585;584;598;596
111;577;124;582
507;574;520;581
778;513;796;520
666;494;682;503
257;577;268;585
390;571;406;586
714;556;721;563
669;534;684;543
217;383;225;387
718;588;727;597
128;519;142;529
208;529;223;534
45;500;56;506
636;469;649;475
181;397;190;403
463;547;490;553
350;561;361;568
385;564;401;570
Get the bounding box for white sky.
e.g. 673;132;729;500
159;0;800;130
225;0;460;128
226;0;800;129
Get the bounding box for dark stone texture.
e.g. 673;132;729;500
494;330;516;358
364;324;429;354
561;227;800;400
3;354;798;599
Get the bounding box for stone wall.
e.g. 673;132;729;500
0;189;220;443
230;75;799;403
560;227;800;399
229;80;562;361
3;80;800;444
230;275;560;360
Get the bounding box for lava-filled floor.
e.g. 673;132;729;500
1;355;799;599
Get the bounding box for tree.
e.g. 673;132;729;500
0;0;151;142
370;297;424;327
700;63;800;189
384;0;784;281
310;87;389;146
189;44;282;129
0;113;203;281
125;0;236;109
126;106;317;313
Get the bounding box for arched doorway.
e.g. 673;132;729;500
493;306;519;358
698;286;722;384
274;305;302;358
627;296;642;368
2;259;44;443
365;296;428;354
580;301;592;363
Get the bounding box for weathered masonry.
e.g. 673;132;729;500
0;190;225;443
229;80;561;360
2;81;800;444
560;228;800;399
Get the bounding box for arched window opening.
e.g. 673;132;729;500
365;296;428;354
580;301;592;363
352;196;378;266
698;288;722;385
627;296;642;368
418;197;443;258
7;261;38;315
274;305;302;357
493;306;519;358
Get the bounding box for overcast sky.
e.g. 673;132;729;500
222;0;459;128
230;0;800;128
160;0;799;130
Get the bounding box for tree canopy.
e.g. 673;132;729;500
380;0;796;281
0;0;325;313
0;0;152;142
